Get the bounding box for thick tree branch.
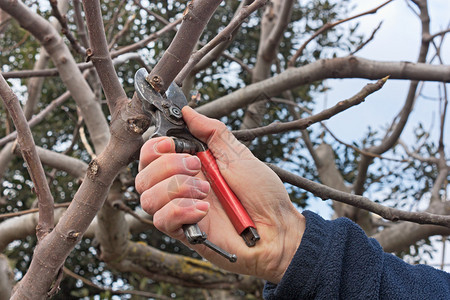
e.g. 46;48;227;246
146;0;222;93
10;93;147;299
174;0;267;85
0;75;54;240
83;0;127;113
374;201;450;252
197;56;450;119
0;0;110;153
260;0;294;62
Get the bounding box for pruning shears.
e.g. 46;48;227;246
134;68;260;262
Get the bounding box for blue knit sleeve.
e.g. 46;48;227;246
263;211;450;299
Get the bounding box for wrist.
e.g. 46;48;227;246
262;210;305;283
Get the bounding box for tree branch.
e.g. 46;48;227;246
62;266;172;300
83;0;127;113
232;76;388;141
197;56;450;119
174;0;267;85
288;0;393;67
373;201;450;252
10;91;147;298
0;0;110;153
268;164;450;228
0;91;71;147
353;0;431;195
146;0;223;93
50;0;86;55
72;0;89;48
0;75;54;240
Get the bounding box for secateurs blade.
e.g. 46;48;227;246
135;68;260;262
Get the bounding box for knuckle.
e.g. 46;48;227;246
152;213;165;231
135;173;146;194
140;191;156;215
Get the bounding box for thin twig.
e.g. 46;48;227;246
62;266;171;299
112;200;154;226
288;0;393;67
112;17;182;58
0;75;54;239
108;14;136;50
0;203;70;220
232;76;389;141
0;91;71;147
1;62;93;79
0;31;30;55
426;28;450;42
50;0;86;55
47;267;64;298
324;123;408;163
73;0;90;48
350;21;383;55
105;0;127;43
174;0;267;85
80;125;96;159
133;0;171;25
268;164;450;228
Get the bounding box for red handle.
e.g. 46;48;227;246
196;150;255;235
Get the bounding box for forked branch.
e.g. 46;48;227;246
288;0;393;67
174;0;267;85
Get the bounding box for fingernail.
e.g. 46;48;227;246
183;156;201;171
154;139;172;154
173;198;209;213
195;200;210;212
192;178;210;195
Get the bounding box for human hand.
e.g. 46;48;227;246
135;106;305;283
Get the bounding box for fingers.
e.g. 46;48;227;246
140;175;210;215
153;198;210;239
136;154;202;194
138;137;174;172
181;106;252;161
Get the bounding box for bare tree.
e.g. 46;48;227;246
0;0;449;298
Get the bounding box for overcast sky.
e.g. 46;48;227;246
309;0;450;270
317;0;449;150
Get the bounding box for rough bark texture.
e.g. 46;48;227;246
1;0;449;297
0;254;13;300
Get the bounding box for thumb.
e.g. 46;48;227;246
181;106;251;161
